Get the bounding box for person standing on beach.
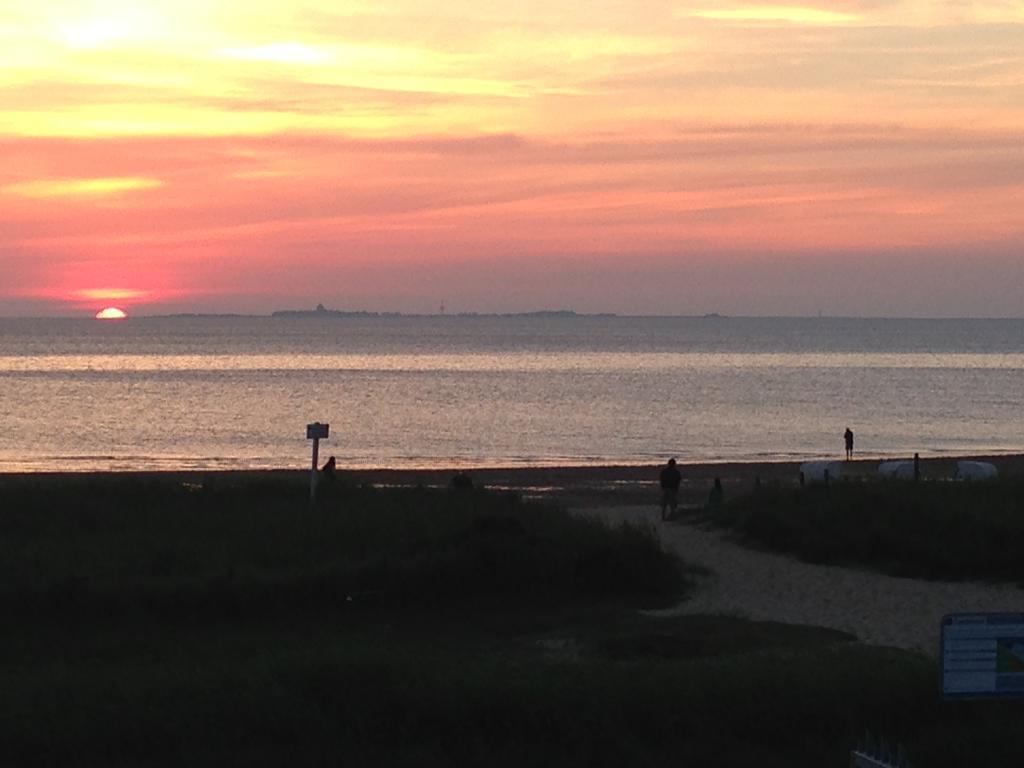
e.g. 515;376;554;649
844;428;854;461
659;458;682;521
319;456;337;496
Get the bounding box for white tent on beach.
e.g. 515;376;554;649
878;460;915;479
953;461;998;481
799;461;842;483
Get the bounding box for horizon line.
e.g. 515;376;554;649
4;311;1024;321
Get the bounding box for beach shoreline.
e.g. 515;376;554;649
4;451;1022;507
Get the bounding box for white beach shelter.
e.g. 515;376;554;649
953;461;997;481
878;461;915;479
799;461;842;483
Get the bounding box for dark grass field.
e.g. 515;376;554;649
3;472;1023;766
0;473;683;618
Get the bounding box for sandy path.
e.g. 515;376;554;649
585;505;1024;656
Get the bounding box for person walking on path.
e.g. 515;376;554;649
659;458;682;521
705;477;724;514
844;427;854;461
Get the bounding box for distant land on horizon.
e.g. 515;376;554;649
268;304;616;319
145;305;621;319
133;310;1024;321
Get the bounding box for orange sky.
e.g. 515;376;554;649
2;1;1023;316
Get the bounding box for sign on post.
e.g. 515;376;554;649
307;422;329;440
306;422;329;501
941;613;1024;699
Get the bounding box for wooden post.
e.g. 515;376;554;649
306;422;330;502
310;437;320;499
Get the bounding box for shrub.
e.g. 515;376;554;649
717;478;1024;582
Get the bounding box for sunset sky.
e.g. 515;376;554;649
2;1;1022;317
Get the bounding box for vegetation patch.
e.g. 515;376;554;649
0;474;684;618
712;477;1024;582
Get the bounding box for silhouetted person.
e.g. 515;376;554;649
659;458;682;521
320;456;337;490
706;477;724;514
450;471;473;490
844;428;854;461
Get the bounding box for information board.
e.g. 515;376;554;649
306;422;329;440
941;613;1024;699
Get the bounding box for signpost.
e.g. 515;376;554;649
306;422;329;501
941;613;1024;699
844;613;1024;767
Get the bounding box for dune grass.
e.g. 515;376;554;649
5;609;1022;768
3;473;1023;766
0;473;682;618
712;476;1024;582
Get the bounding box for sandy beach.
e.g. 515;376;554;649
509;453;1024;658
445;453;1024;657
588;504;1024;657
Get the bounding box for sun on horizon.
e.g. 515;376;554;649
95;307;128;320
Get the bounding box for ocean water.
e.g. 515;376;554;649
1;315;1023;472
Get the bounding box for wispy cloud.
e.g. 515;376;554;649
3;176;162;198
219;41;334;65
685;6;860;25
73;287;152;301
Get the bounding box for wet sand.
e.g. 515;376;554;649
350;452;1024;509
7;451;1024;505
10;450;1021;518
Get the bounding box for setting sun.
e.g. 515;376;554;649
95;307;127;319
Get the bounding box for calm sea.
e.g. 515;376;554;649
1;315;1023;472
